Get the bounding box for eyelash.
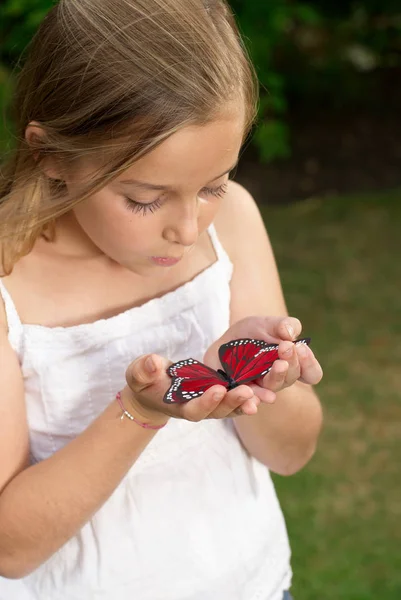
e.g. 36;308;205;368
124;182;229;215
124;197;163;215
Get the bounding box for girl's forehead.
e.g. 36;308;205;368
118;114;245;183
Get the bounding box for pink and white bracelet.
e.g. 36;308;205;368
116;391;167;431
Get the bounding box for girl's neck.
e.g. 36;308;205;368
46;212;106;261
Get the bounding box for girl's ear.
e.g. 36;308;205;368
25;121;64;181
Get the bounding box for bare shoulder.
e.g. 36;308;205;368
214;180;270;259
214;181;288;321
0;255;30;492
0;293;6;331
0;263;7;332
216;179;257;218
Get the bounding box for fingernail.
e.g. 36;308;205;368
249;401;258;413
283;346;293;357
213;392;224;402
286;324;295;339
145;356;157;373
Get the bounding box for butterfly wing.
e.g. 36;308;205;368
218;338;279;384
295;337;311;349
163;359;227;404
218;337;311;386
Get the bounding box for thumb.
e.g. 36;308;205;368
126;354;168;393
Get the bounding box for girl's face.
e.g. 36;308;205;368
65;111;245;274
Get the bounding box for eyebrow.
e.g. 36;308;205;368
119;160;238;191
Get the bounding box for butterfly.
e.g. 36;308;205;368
163;337;311;404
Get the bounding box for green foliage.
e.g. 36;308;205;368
0;65;16;155
1;0;54;65
0;0;400;161
0;1;54;152
230;1;324;160
231;0;401;161
254;120;291;162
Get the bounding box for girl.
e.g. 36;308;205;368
0;1;323;599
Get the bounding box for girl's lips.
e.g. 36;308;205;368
150;256;182;266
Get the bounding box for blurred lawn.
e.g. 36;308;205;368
259;193;401;599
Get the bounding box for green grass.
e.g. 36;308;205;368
259;192;401;599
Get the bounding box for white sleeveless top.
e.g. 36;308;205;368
0;225;292;600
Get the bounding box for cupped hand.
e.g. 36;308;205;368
123;353;260;425
203;315;323;405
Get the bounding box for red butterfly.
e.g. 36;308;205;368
163;337;311;404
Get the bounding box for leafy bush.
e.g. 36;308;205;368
1;0;400;161
1;0;54;65
231;0;401;160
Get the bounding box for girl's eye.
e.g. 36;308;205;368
124;197;164;215
201;183;229;199
124;182;229;215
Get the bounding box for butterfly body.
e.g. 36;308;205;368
216;369;239;390
163;337;311;404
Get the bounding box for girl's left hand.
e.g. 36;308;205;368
203;316;323;405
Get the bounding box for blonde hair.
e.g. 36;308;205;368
0;0;259;273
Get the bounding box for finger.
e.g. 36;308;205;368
232;399;260;417
229;396;260;417
296;345;324;385
278;341;301;382
234;316;302;345
248;383;276;404
235;395;260;416
273;316;303;341
209;384;258;419
258;316;302;342
261;359;289;392
179;385;228;422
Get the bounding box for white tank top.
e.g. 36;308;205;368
0;224;292;600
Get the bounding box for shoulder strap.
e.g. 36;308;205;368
207;222;231;266
0;279;23;354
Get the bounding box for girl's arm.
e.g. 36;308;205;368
214;182;323;475
0;311;166;579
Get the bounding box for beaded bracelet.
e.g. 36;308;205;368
116;391;167;431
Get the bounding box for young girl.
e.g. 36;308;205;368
0;1;323;598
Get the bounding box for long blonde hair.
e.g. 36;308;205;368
0;0;258;273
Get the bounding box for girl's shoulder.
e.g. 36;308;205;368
215;179;287;325
0;290;6;331
214;180;267;259
0;247;7;331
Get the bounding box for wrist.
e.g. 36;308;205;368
120;387;170;428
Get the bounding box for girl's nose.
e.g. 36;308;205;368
163;201;199;247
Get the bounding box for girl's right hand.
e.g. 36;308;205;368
124;353;260;424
